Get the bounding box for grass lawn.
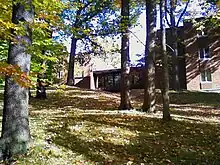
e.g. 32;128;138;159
1;88;220;164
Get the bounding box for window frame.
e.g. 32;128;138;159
199;47;210;60
200;70;212;83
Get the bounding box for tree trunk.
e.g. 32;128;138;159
29;88;32;98
119;0;133;110
1;1;33;160
36;60;47;99
35;76;47;99
160;0;171;121
170;0;180;91
67;37;77;86
142;0;156;112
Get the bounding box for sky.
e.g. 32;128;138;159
63;0;217;67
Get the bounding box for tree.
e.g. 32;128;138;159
80;37;121;68
200;1;220;30
142;0;157;112
30;29;67;99
63;0;119;86
160;0;172;121
166;0;190;91
119;0;133;110
0;0;34;160
30;0;67;97
170;0;180;91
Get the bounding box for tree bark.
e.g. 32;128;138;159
119;0;133;110
1;1;33;160
160;0;171;121
67;37;77;86
142;0;156;112
170;0;180;91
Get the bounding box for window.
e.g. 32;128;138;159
201;70;212;82
98;76;104;88
114;73;120;88
107;75;113;87
199;47;210;60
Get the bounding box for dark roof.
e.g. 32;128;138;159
93;66;144;75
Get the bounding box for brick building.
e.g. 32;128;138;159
75;19;220;92
184;19;220;90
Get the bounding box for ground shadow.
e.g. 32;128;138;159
171;105;220;118
131;90;220;107
46;112;220;164
169;91;220;106
30;93;119;111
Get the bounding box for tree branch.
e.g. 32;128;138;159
129;30;145;46
176;0;190;27
165;0;171;27
78;2;110;26
84;37;105;54
166;44;174;52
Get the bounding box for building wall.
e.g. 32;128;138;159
184;21;220;90
76;20;220;92
208;35;220;89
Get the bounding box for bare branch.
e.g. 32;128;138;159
166;44;174;52
165;0;171;27
129;30;146;46
176;0;190;27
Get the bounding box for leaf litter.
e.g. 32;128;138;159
0;89;220;164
